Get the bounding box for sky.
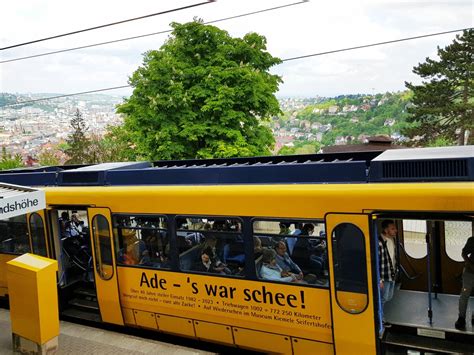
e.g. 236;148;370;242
0;0;472;98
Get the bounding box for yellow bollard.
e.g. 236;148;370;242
7;253;59;354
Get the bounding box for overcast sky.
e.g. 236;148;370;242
0;0;472;98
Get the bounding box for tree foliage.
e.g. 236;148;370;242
64;109;91;164
37;150;60;166
278;141;321;155
0;147;24;170
117;20;282;160
405;29;474;145
100;126;138;162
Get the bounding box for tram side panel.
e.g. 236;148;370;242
117;267;333;354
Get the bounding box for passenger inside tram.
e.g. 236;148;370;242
260;248;300;283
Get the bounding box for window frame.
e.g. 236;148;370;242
175;214;245;277
251;217;329;288
112;213;169;269
91;214;114;280
29;212;47;256
331;222;369;314
401;219;428;260
0;215;30;255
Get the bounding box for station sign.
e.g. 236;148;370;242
0;183;46;220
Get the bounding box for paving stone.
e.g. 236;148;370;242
0;309;213;355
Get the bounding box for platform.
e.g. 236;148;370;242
0;309;214;355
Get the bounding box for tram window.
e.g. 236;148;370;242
30;213;47;256
0;215;30;254
253;219;328;286
177;216;244;277
332;223;368;314
92;215;113;280
402;220;427;259
445;221;473;262
114;215;169;269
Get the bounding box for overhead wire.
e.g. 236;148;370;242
1;27;472;108
0;1;214;51
0;1;307;64
282;27;473;62
0;86;130;108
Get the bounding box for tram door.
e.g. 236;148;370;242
87;208;124;325
325;213;377;355
398;218;472;295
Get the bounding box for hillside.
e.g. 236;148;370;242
272;91;414;154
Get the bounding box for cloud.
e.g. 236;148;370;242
1;0;471;96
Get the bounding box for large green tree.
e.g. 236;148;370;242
64;109;91;164
405;29;473;146
117;20;282;160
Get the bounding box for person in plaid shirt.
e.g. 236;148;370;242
379;220;398;325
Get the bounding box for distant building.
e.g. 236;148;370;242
342;105;358;113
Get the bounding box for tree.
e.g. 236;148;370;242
100;125;138;162
37;150;60;166
64;109;91;164
0;147;24;170
117;20;282;160
278;141;321;155
405;29;474;146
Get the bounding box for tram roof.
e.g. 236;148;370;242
0;146;472;187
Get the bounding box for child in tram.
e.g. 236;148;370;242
193;248;219;273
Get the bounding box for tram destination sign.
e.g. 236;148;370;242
0;183;46;219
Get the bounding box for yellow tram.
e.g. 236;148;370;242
0;146;473;354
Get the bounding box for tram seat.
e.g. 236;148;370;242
177;235;190;254
259;236;274;248
223;242;245;265
179;245;201;271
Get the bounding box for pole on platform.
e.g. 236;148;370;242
426;233;433;325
